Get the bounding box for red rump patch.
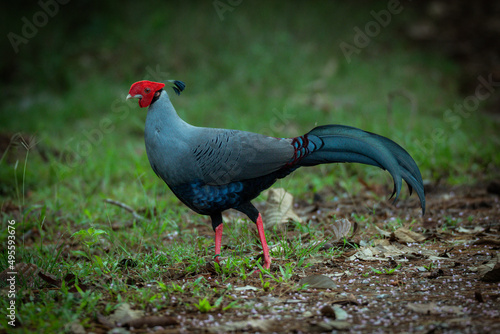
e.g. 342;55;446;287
286;135;312;166
128;80;166;108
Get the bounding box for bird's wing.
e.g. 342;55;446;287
191;128;294;185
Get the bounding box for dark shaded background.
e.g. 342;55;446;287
2;1;500;104
408;1;500;108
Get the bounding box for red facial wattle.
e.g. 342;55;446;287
127;80;166;108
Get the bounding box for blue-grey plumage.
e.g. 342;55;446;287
144;90;294;188
127;80;426;270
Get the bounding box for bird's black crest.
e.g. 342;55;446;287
167;80;186;96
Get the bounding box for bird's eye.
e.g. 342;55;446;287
144;88;151;93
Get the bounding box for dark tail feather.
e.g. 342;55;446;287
297;125;425;214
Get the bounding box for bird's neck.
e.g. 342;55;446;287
146;90;192;132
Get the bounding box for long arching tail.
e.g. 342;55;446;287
291;125;425;214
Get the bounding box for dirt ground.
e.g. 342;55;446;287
3;180;500;333
98;181;500;334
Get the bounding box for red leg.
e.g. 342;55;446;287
214;224;223;265
256;213;271;270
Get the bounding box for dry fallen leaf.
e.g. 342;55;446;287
299;274;337;289
38;271;61;287
482;264;500;282
263;188;301;227
349;246;386;261
107;303;145;326
331;218;351;242
331;293;359;306
348;244;450;262
457;226;485;234
234;285;259;291
476;254;499;279
373;239;391;246
479;254;500;282
64;321;86;334
333;305;348;320
374;225;391;238
407;302;464;315
97;312;114;328
392;227;426;243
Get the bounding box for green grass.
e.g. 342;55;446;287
0;1;499;332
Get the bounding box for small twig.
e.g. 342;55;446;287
104;198;148;221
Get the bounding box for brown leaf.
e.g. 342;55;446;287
331;293;359;306
38;271;61;287
389;280;405;286
423;269;444;279
392;227;426;243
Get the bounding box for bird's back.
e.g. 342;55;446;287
144;91;294;214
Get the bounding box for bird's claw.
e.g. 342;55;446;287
213;254;221;264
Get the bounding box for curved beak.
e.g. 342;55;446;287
126;94;143;101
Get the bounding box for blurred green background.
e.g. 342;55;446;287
1;0;499;209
